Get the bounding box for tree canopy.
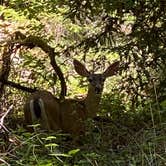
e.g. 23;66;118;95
0;0;165;104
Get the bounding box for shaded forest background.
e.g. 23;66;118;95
0;0;166;165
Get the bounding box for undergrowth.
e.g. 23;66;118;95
0;94;166;166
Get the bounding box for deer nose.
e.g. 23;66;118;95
95;87;102;94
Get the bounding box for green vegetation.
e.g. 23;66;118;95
0;0;166;165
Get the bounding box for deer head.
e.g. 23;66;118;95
73;59;119;94
24;59;119;135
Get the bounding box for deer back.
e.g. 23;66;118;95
24;91;87;135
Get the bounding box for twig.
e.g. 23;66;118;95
0;158;10;166
0;105;13;133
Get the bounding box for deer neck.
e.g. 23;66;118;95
84;85;102;118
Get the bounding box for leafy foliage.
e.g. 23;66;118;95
64;0;166;105
0;0;166;165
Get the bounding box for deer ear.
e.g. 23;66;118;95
103;61;119;77
73;59;90;77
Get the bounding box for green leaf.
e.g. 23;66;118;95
45;143;59;147
50;153;71;158
43;136;57;141
68;149;80;156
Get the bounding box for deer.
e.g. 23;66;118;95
24;59;119;135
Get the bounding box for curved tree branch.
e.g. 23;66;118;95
0;79;37;93
14;31;67;99
0;43;13;99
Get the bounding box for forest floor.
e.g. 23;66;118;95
0;109;166;166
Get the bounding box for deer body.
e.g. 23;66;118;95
24;59;119;135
